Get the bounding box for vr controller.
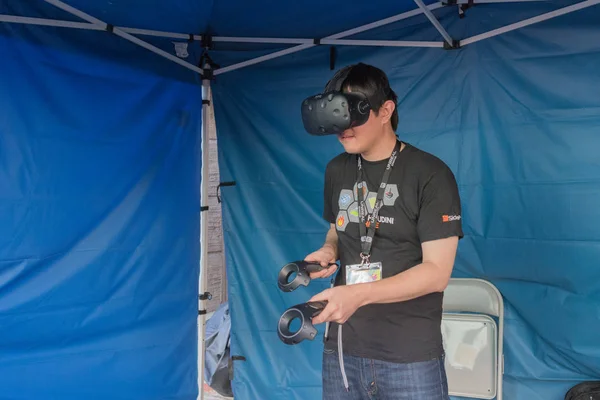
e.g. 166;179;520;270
277;301;328;345
276;260;336;345
301;91;371;135
277;260;336;292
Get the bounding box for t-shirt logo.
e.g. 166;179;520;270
339;193;352;207
442;214;461;222
335;183;399;232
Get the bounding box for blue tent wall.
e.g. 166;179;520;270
212;2;600;399
0;9;203;400
1;0;600;399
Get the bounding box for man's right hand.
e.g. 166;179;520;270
304;246;338;279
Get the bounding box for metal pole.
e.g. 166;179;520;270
461;0;600;45
214;2;446;75
197;63;212;400
42;0;204;76
413;0;455;46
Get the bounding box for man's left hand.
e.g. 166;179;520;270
308;285;367;325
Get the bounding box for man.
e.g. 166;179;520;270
304;63;463;399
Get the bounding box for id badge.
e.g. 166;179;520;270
345;262;382;285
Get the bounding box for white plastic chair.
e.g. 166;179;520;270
442;278;504;400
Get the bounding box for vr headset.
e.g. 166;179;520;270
300;64;372;135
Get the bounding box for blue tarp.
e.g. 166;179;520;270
1;0;600;399
0;3;203;399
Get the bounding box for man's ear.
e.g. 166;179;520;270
379;100;396;124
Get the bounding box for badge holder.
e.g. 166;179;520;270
346;254;382;285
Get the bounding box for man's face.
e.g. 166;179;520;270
337;109;384;154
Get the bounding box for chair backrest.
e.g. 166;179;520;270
443;278;503;318
442;278;504;400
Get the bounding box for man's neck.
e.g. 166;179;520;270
360;132;401;162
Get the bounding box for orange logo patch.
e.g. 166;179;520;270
337;215;345;226
442;214;461;222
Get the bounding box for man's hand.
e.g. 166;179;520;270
308;285;366;325
304;246;337;279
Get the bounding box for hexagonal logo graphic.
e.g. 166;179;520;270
383;184;399;206
365;192;378;214
335;210;349;231
338;189;354;210
353;181;368;201
347;201;359;223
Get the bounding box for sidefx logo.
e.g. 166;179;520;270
442;214;461;222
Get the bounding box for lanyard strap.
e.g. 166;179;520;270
356;140;401;263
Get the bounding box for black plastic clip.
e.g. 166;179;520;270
201;34;213;50
217;181;237;203
199;292;212;301
199;44;219;81
329;46;337;70
459;0;475;18
229;355;247;381
443;39;461;50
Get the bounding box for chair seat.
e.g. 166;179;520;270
442;313;498;399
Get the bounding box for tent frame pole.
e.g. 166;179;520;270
462;0;600;45
41;0;204;76
5;0;592;77
413;0;456;47
0;14;444;49
0;14;203;40
213;2;446;75
197;62;212;400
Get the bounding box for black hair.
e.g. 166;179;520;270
325;63;399;131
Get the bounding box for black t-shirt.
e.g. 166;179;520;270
322;141;463;363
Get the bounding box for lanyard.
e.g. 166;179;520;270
356;140;401;264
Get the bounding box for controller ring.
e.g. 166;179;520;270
277;301;327;345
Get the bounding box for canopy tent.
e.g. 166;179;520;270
1;0;600;399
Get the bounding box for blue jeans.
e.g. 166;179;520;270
322;349;449;399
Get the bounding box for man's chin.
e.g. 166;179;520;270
340;143;361;154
